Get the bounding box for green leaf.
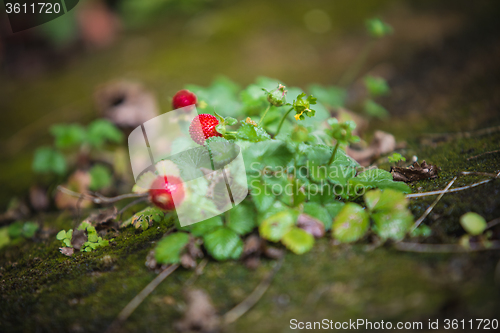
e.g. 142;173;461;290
206;137;239;169
168;146;213;181
190;216;224;237
243;140;294;171
250;178;276;213
372;210;413;241
259;211;295;242
349;169;411;194
282;227;314;254
364;189;382;211
308;84;347;108
460;212;487;236
372;188;408;212
22;222;39;238
364;76;390;97
363;99;389;119
87;119;124;148
236;122;271;142
411;224;432;238
50;124;87;149
0;227;10;250
388;153;406;163
303;202;332;230
121;206;166;228
7;221;23;239
155;233;190;264
32;147;67;175
324;201;345;219
89;164;113;191
203;227;243;261
227;203;256;235
366;17;393;38
332;203;369;243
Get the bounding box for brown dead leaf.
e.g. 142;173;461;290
71;230;88;251
347;130;396;166
175;289;220;333
180;253;197;270
94;80;158;128
297;214;325;238
59;247;74;257
80;206;118;231
263;246;284;260
391;160;440;182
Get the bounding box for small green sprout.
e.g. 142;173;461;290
388;153;406;164
366;18;393;38
56;229;73;247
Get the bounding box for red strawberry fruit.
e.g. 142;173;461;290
149;176;185;211
189;114;222;145
172;89;197;110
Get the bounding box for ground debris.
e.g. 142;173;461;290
297;213;325;238
391;160;440;182
59;247;74;257
80;206;119;231
346;130;396;166
175;289;220;333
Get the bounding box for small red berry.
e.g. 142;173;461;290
149;176;185;211
189;114;222;145
172;89;197;110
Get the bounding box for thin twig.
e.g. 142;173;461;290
57;186;148;204
467;149;500;160
487;218;500;230
118;197;148;217
406;177;498;199
223;257;284;325
411;176;457;231
395;241;500;253
106;264;179;333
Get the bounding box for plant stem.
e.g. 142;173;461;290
258;104;271;126
328;142;340;165
275;107;294;136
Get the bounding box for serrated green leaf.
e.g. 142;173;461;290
332;203;369;243
243;140;293;171
50;124;87;149
32;147;67;175
89;164;113;191
259;211;295;242
190;216;224;237
168;146;213;181
303;202;332;230
364;76;390;97
203;227;243;261
206;137;239;169
324;201;345;219
227;203;256;235
250;178;276;213
155;233;190;264
236;122;271;142
349;169;411;194
87;119;124;148
372;210;413;241
363;99;389;119
460;212;487;236
282;227;314;254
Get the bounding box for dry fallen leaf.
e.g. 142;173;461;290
80;206;118;231
347;130;396;166
391;160;440;182
59;247;74;257
94;80;158;128
297;213;325;238
175;289;220;333
71;230;88;251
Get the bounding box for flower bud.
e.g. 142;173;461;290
265;84;287;107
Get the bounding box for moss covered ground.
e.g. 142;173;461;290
1;1;500;332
